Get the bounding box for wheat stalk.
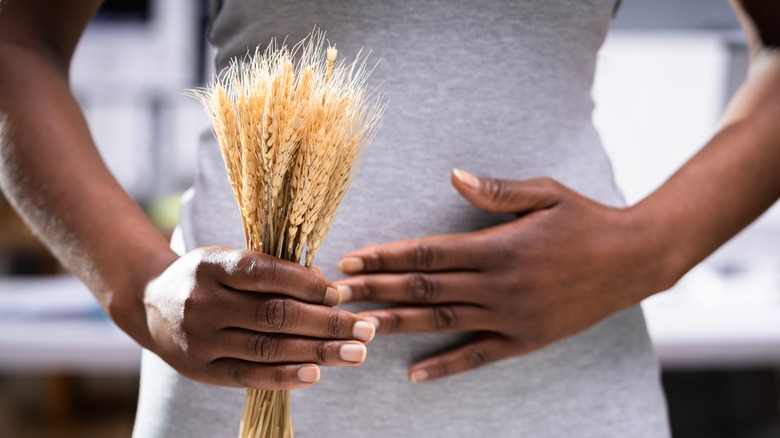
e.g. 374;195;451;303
189;30;384;438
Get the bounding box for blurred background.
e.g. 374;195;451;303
1;0;779;437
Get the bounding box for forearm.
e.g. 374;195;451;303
0;43;176;349
633;49;780;288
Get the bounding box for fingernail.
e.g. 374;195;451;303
324;286;341;306
410;369;429;384
339;344;367;363
352;321;376;342
337;284;353;302
364;316;380;330
453;168;480;190
298;365;320;383
338;257;364;274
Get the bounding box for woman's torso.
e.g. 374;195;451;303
133;1;671;436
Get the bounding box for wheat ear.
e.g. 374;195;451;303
190;29;383;438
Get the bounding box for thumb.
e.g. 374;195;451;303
451;169;562;214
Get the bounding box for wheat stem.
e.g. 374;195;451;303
191;28;383;438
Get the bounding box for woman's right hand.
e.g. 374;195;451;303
143;246;375;390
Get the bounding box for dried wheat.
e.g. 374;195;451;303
190;29;383;438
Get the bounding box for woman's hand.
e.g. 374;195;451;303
143;246;376;390
335;170;672;383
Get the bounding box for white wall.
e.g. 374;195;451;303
70;0;205;199
594;30;780;270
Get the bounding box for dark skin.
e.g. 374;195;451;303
337;1;780;382
0;0;779;391
0;0;375;390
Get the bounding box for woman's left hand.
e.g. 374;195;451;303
335;169;672;383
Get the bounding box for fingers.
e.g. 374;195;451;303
216;329;368;366
225;292;376;342
201;247;341;306
205;359;322;390
338;233;486;274
337;272;483;304
408;334;518;384
451;169;562;215
359;305;489;334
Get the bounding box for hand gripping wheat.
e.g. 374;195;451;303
190;31;383;438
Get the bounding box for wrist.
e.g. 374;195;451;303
105;245;179;351
624;201;686;299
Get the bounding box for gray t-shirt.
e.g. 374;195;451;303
133;1;671;436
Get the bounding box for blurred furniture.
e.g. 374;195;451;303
644;264;780;368
72;0;206;199
0;195;61;276
0;276;140;374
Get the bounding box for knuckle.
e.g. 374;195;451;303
181;294;196;317
256;298;290;331
181;293;205;322
484;177;506;204
537;177;560;191
363;253;385;272
192;257;213;281
247;256;261;286
248;334;279;362
271;366;287;387
305;272;321;295
408;273;438;302
326;311;347;338
183;332;208;361
358;279;378;301
204;358;220;373
253;256;279;288
432;361;450;379
465;346;490;368
229;360;250;386
315;341;327;364
413;244;436;270
193;247;225;277
535;177;564;202
516;333;541;353
385;312;403;332
431;305;458;329
481;243;509;270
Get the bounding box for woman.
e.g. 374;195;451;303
1;1;778;436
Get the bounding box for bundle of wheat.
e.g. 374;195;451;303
190;31;383;438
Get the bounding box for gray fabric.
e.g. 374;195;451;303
133;0;671;436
